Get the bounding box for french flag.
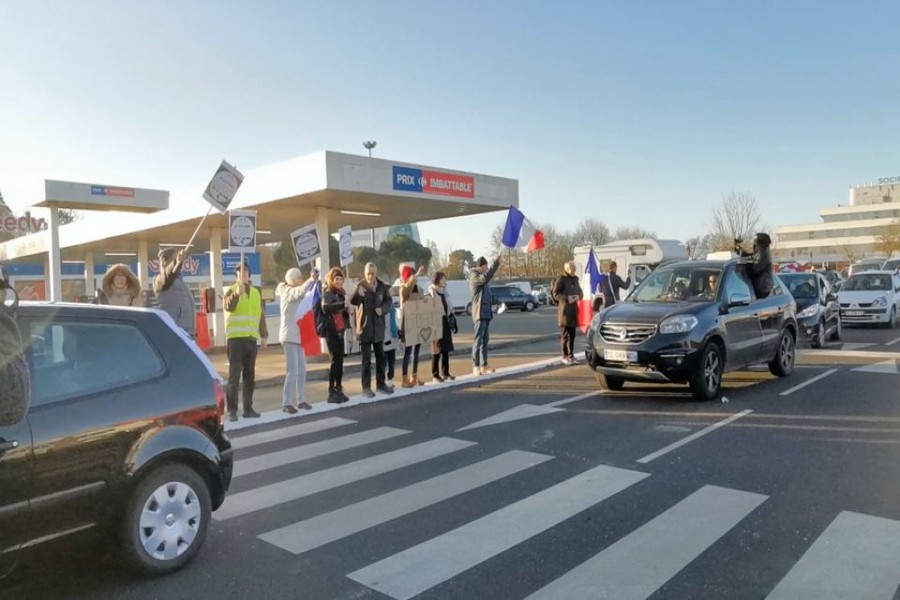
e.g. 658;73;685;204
295;281;322;357
501;206;545;252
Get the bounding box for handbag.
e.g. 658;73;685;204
332;311;346;333
448;312;458;334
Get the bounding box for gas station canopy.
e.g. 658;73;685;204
0;151;519;261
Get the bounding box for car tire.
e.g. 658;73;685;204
596;372;625;391
121;464;211;576
829;315;842;341
887;305;897;329
689;342;724;401
525;301;535;312
768;329;796;377
811;320;826;349
465;303;472;316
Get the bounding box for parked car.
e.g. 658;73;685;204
882;258;900;273
531;284;550;305
817;269;844;292
1;303;233;577
837;271;900;328
848;260;884;277
465;285;537;313
780;272;841;347
584;260;798;400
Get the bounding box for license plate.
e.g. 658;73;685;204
604;349;638;362
845;310;863;316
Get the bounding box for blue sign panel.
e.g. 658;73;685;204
392;166;423;193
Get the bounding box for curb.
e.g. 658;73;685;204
219;333;559;389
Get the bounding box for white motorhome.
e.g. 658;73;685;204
573;238;689;301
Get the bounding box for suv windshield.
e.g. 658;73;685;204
780;274;818;299
842;273;892;291
630;265;724;303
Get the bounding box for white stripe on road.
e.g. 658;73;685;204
259;450;553;555
233;427;411;478
636;410;753;464
214;437;475;521
546;391;602;408
766;511;900;599
230;417;357;450
347;464;649;600
886;336;900;347
525;485;767;600
778;368;839;396
456;405;564;432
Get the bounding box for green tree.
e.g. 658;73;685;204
445;249;474;279
347;246;378;279
376;235;432;279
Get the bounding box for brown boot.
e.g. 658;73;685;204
412;374;425;386
402;376;415;388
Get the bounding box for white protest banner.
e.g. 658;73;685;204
339;225;353;267
290;224;321;268
202;160;244;214
401;297;444;348
228;210;257;253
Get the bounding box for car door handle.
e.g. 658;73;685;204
0;440;19;453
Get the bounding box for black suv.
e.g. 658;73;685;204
465;285;537;314
585;260;798;400
1;303;233;576
780;272;841;348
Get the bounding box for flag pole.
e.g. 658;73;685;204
185;205;214;254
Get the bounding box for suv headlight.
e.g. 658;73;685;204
659;315;699;334
872;296;887;308
797;304;819;319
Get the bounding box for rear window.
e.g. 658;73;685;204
28;319;164;404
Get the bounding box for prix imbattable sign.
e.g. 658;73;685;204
1;211;46;235
392;166;475;198
40;180;169;213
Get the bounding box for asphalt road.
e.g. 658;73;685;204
4;324;900;600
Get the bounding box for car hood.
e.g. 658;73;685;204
600;301;707;324
838;290;891;303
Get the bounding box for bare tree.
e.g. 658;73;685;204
685;233;715;259
875;220;900;259
572;218;612;246
613;226;657;241
710;192;764;251
58;209;79;225
840;244;859;263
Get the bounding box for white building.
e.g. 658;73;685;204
773;179;900;264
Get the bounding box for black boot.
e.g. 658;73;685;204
327;387;341;403
337;385;350;402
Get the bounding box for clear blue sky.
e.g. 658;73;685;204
1;0;898;258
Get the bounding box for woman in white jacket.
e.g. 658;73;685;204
276;268;317;413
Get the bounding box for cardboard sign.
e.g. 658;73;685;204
202;160;244;213
290;224;321;267
228;210;257;253
339;225;353;267
400;297;444;347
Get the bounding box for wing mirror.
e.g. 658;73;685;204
728;292;752;307
825;293;836;304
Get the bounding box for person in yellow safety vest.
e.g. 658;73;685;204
223;260;268;421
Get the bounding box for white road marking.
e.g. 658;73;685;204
851;360;899;375
456;404;564;432
886;335;900;347
766;511;900;599
230;417;356;450
233;427;410;478
525;485;767;600
259;450;553;555
636;410;753;464
214;437;475;521
347;464;649;600
546;391;602;408
778;368;840;396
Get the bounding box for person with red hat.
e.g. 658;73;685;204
399;264;427;387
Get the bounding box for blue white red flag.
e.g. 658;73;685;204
501;206;544;252
295;281;322;357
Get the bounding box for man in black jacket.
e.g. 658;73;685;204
601;261;631;309
735;233;774;299
351;263;394;398
552;261;584;364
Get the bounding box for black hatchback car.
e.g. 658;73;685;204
1;303;233;577
779;272;841;348
585;260;798;400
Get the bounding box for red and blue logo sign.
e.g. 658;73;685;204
91;185;135;198
392;166;475;198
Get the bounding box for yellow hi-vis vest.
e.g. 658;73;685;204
225;285;262;341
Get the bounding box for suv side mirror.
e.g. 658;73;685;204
825;293;836;304
728;292;752;307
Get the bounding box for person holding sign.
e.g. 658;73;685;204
351;263;394;398
399;264;427;388
153;248;197;339
276;268;317;414
223;261;268;421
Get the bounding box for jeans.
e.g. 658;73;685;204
282;342;307;407
385;349;396;380
560;326;576;359
402;344;421;376
360;341;386;390
326;333;344;391
472;319;491;367
226;337;258;414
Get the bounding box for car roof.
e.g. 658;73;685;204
660;259;731;269
847;270;896;276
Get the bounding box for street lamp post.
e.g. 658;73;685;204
363;140;377;158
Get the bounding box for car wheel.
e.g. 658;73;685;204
465;303;472;316
689;342;724;401
829;315;842;341
768;329;796;377
121;464;211;576
596;372;625;391
811;320;826;349
887;305;898;329
525;301;535;312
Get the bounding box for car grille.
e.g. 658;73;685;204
599;323;657;344
840;302;873;308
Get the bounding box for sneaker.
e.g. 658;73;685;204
443;373;456;381
227;412;238;422
473;367;481;376
298;401;313;410
432;374;445;383
480;366;496;374
376;385;394;395
327;390;342;403
337;388;350;402
362;388;376;398
282;406;298;415
243;410;261;418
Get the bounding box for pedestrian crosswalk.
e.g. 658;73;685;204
222;417;900;599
